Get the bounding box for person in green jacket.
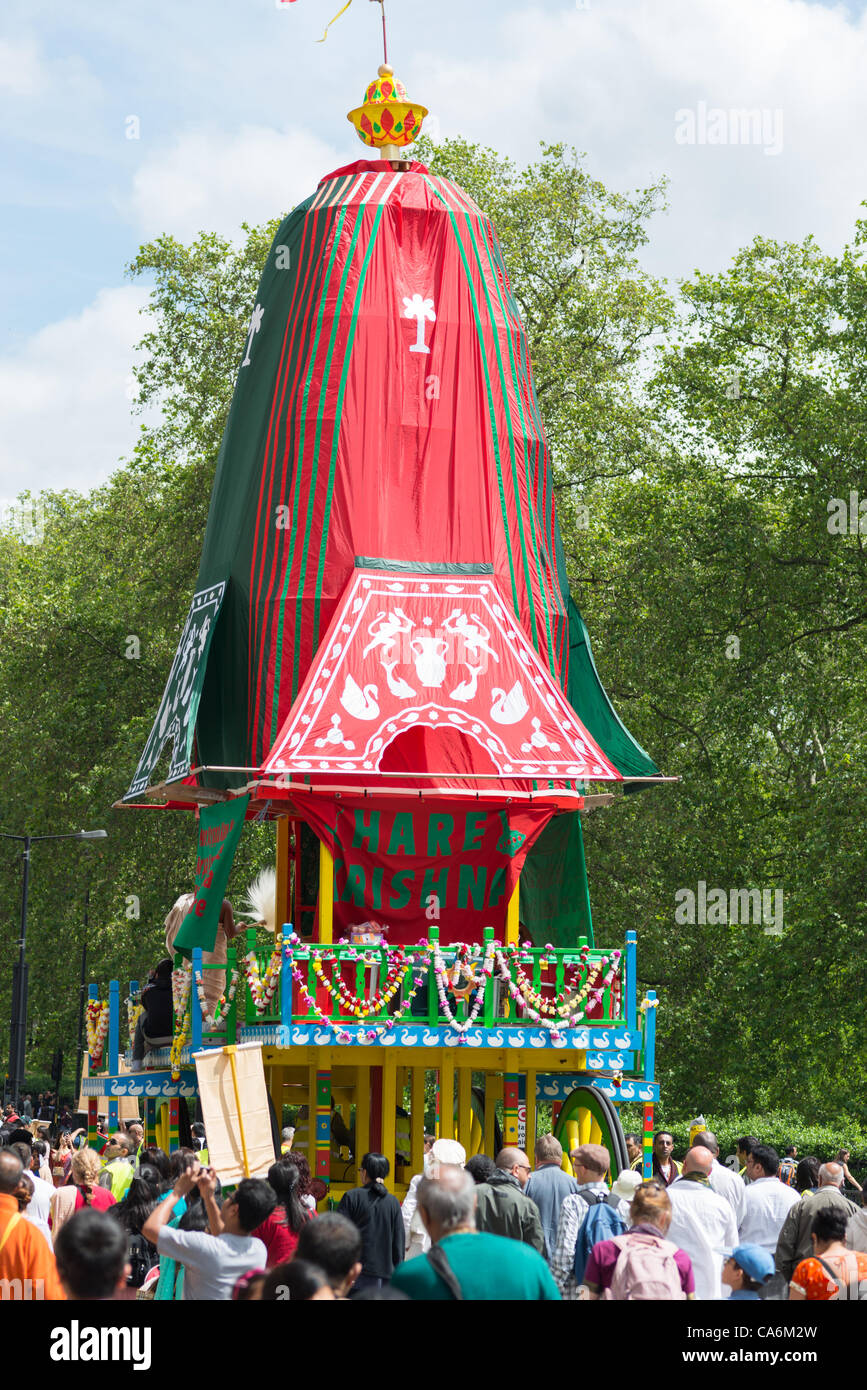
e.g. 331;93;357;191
391;1166;560;1301
473;1148;546;1256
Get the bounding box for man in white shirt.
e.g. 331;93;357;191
667;1147;738;1299
143;1163;273;1300
738;1144;800;1255
691;1130;747;1231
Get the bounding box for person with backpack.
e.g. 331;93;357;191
109;1163;161;1288
778;1146;798;1186
550;1143;626;1299
789;1206;867;1300
667;1147;738;1299
582;1179;695;1300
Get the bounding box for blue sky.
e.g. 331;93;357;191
2;0;867;499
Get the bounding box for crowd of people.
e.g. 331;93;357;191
1;1106;864;1302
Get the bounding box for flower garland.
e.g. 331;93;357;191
170;1004;190;1081
433;939;495;1040
86;1000;110;1067
289;944;429;1044
312;947;413;1019
172;967;191;1024
126;997;143;1049
195;968;240;1031
496;943;597;1020
244;937;283;1015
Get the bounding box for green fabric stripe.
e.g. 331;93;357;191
473;216;558;676
268;204;352;742
421;175;520;625
309;204;386;656
249;205;332;742
456;209;541;655
288;203;371;707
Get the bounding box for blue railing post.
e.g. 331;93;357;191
643;989;657;1082
108;979;120;1074
128;980;139;1060
190;949;203;1050
625;930;637;1032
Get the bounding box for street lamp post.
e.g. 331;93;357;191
1;828;107;1108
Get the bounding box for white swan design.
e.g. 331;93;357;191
614;1033;630;1049
587;1054;604;1069
399;1029;419;1046
490;682;529;725
422;1029;439;1046
487;1029;504;1046
529;1032;547;1048
340;674;379;721
463;1031;483;1047
507;1030;525;1047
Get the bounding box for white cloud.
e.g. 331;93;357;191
0;286;152;500
0;38;46;96
420;0;867;282
125;125;344;241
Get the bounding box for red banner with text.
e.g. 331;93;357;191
298;794;556;945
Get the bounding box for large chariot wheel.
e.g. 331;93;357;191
553;1084;629;1177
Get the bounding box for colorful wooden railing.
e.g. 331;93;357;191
92;929;641;1071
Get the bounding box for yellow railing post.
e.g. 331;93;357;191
318;841;334;944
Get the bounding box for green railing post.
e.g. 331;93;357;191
226;946;238;1043
483;927;495;1029
427;926;439;1025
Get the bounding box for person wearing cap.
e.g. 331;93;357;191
722;1243;775;1300
402;1138;466;1259
611;1166;643;1219
525;1135;580;1262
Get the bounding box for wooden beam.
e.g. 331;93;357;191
276;816;291;931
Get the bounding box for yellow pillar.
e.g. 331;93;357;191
457;1066;473;1157
525;1069;536;1157
410;1067;426;1175
270;1065;285;1133
306;1061;318;1176
506;881;520;946
382;1054;397;1182
439;1052;455;1140
485;1073;502;1156
318;842;334;944
355;1065;370;1166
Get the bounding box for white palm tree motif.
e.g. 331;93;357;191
403;294;436;354
242;302;265;367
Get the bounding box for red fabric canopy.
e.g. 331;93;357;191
263;565;620;794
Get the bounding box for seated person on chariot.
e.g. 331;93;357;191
164;893;240;1019
131;957;174;1068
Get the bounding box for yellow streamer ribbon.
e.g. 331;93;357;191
317;0;353;42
